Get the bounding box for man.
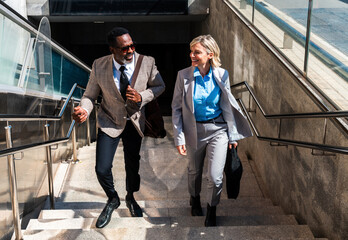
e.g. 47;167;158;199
72;27;165;228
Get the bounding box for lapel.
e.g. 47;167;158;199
107;54;124;101
213;67;231;104
212;67;224;87
213;67;240;110
131;52;140;89
184;67;195;114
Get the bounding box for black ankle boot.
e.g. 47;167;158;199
205;204;216;227
190;195;203;216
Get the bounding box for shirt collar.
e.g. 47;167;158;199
113;54;135;72
193;66;212;79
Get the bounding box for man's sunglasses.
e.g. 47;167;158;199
117;44;135;53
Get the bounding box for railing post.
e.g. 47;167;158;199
87;117;91;146
270;119;287;147
44;123;55;209
240;0;247;9
304;0;313;74
283;33;293;49
252;0;255;24
5;125;23;240
71;99;78;163
95;103;98;140
312;118;336;156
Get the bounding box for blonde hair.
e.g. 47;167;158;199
190;34;221;68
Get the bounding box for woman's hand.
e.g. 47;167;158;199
228;142;238;149
176;145;187;156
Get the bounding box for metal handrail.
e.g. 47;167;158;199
0;83;85;122
231;81;348;155
0;83;89;240
0;82;86;156
232;81;348;119
0;121;75;158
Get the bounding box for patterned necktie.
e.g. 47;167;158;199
119;65;129;100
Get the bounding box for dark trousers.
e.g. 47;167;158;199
95;120;142;200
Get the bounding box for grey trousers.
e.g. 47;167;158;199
187;118;228;207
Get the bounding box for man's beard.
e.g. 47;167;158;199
122;53;133;64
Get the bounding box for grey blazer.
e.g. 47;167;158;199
171;66;252;148
81;52;165;138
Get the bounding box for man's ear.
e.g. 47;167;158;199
109;46;115;54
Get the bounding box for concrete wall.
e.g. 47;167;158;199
200;1;348;239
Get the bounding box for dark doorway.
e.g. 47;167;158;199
136;43;190;115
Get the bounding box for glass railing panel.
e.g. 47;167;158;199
51;51;87;99
253;0;308;71
0;13;30;88
226;0;348;111
24;17;54;98
0;125;12;239
61;57;89;99
306;1;348;110
1;11;90;116
14;147;48;214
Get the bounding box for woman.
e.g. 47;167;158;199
171;35;252;226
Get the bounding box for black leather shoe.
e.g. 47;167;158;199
205;204;216;227
190;195;203;216
126;197;143;217
96;196;120;228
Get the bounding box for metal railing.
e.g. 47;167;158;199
237;0;348;83
231;81;348;155
0;83;93;240
224;0;347;112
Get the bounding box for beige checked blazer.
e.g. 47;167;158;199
80;52;165;138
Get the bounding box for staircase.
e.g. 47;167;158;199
21;117;324;239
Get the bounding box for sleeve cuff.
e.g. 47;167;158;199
81;107;89;116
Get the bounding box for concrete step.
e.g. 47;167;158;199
39;205;284;219
48;197;275;210
23;225;315;240
27;215;298;230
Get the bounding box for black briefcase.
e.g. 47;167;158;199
224;147;243;199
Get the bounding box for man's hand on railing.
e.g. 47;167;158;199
72;106;88;123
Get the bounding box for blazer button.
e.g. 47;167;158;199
123;116;127;119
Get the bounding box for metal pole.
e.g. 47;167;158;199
44;123;55;209
95;103;98;141
252;0;255;24
71;99;78;163
304;0;313;74
87;117;91;146
5;125;23;240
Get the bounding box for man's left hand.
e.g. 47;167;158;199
126;85;142;103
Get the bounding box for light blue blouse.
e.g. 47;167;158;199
193;67;222;121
